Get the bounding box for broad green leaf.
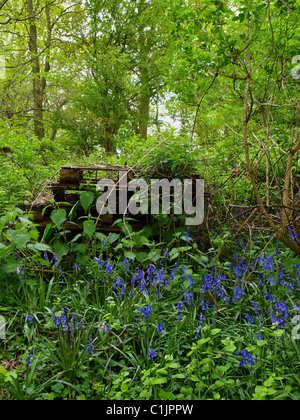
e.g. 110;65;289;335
80;191;95;213
149;377;168;385
50;210;67;230
83;221;96;240
5;258;23;273
53;241;69;262
27;243;52;253
6;230;31;249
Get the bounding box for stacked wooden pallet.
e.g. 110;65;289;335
31;164;147;232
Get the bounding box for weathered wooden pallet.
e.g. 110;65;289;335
31;164;148;232
31;164;210;234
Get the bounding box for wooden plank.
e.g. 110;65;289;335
60;168;82;185
60;164;141;172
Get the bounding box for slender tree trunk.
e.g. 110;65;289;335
243;74;300;255
104;138;116;154
27;0;45;140
138;87;150;139
281;108;300;235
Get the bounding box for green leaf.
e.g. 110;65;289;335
272;329;284;338
50;210;67;230
27;243;52;253
197;338;211;347
41;223;53;242
217;364;231;373
189;254;208;265
211;328;222;336
174;374;187;379
80;191;95;213
5;258;23;273
124;251;136;260
140;390;152;398
6;229;31;249
108;233;120;244
149;377;168;385
53;241;70;262
135;252;149;263
83;221;96;240
29;230;39;241
69;202;79;221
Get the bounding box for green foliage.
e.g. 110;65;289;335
0;0;300;402
1;205;300;400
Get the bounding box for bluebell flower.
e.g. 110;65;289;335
104;322;110;333
147;346;157;360
271;301;289;329
139;305;153;321
245;314;254;325
195;313;205;339
25;349;35;368
104;259;112;275
262;255;276;272
70;314;78;334
58;269;66;283
185;273;195;289
61;309;70;335
94;257;104;269
170;263;179;282
157;322;165;334
264;292;275;303
294;304;300;313
78;319;85;332
51;254;59;267
199;313;205;324
153;268;165;288
184;290;194;306
146;264;156;281
113;276;125;290
281;281;294;293
87;335;94;355
137;268;149;295
200;298;209;311
26;314;33;324
52;312;62;328
124;257;130;271
73;260;81;271
184;229;191;243
236;350;256;367
177;301;184;321
266;277;276;286
233;287;245;305
195;325;202;339
17;267;24;282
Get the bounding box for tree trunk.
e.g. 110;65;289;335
243;75;300;255
138;89;150;139
104;135;116;154
27;0;45;140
